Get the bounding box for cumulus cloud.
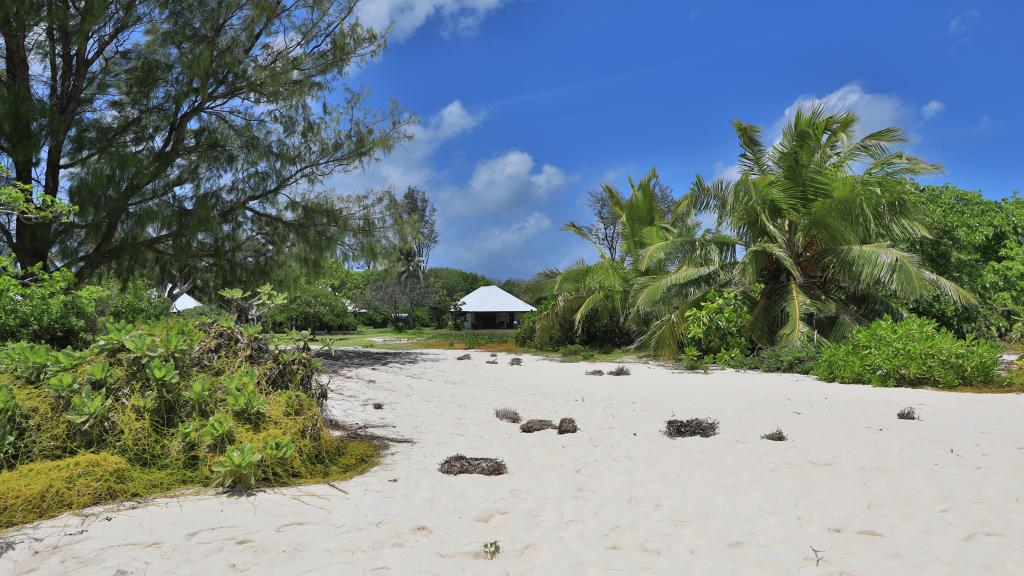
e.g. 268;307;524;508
357;0;509;41
328;100;481;195
921;99;945;120
772;83;911;140
446;150;569;215
451;212;552;265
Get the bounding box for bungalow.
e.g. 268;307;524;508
456;285;536;330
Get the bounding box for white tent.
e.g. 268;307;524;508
456;286;535;329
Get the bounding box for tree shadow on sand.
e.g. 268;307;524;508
312;348;433;370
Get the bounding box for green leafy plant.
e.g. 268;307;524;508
814;316;1001;388
46;372;80;399
263;436;296;463
66;385;112;430
131;391;159;415
210;443;263;490
145;359;179;386
201;415;234;448
95;321;135;353
122;333;161;362
184;376;214;413
177;419;202;445
226;383;267;420
0;343;52;382
482;540;501;560
160;330;193;362
86;361;112;383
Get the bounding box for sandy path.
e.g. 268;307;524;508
2;349;1023;575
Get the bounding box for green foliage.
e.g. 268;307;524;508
905;186;1024;339
210;443;263;491
0;258;106;347
679;290;751;357
729;345;818;374
814;316;1001;388
0;316;378;527
482;540;502;560
66;385;113;431
268;283;357;333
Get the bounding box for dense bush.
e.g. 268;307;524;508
267;284;357;333
0;317;376;528
813;316;1001;388
0;261;170;348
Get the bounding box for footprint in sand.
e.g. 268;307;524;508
473;508;510;523
964;531;1006;541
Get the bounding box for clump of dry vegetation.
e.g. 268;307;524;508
438;454;507;476
761;427;786;441
372;402;383;410
494;407;521;423
608;365;630;376
584;369;604;376
456;353;472;361
519;419;555;433
665;418;719;438
486;359;498;365
557;418;578;434
897;407;918;420
509;357;523;366
490;353;498;357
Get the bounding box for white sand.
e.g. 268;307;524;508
3;349;1024;574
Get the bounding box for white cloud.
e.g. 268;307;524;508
921;99;945;120
447;150;570;215
712;161;741;181
452;212;552;265
356;0;509;41
948;10;980;37
772;83;910;140
328;100;481;195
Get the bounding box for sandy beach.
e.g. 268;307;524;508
2;348;1023;575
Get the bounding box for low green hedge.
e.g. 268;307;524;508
813;316;1001;388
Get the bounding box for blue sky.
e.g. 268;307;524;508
330;0;1024;279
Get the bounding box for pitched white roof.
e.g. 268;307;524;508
164;284;203;313
457;285;536;312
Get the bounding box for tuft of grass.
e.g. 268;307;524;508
665;418;719;438
897;407;918;420
761;427;787;441
608;365;630;376
494;407;521;424
508;357;523;366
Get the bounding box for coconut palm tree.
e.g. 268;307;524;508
684;105;973;347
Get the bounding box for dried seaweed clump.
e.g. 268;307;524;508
456;354;472;361
495;407;521;423
608;365;630;376
509;357;523;366
761;427;786;441
665;418;719;438
490;353;498;357
585;369;604;376
486;359;498;365
520;419;555;433
897;407;918;420
372;402;383;410
557;418;578;434
438;454;507;476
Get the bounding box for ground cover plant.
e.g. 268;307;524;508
0;317;377;528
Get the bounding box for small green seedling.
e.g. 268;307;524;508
482;540;501;560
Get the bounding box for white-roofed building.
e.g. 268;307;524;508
164;285;204;313
456;285;536;330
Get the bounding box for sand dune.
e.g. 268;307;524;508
3;349;1023;574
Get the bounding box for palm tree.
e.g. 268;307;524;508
684;105;973;348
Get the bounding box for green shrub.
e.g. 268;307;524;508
730;345;818;374
814;316;1001;388
0;316;378;527
681;290;751;357
268;284;357;333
